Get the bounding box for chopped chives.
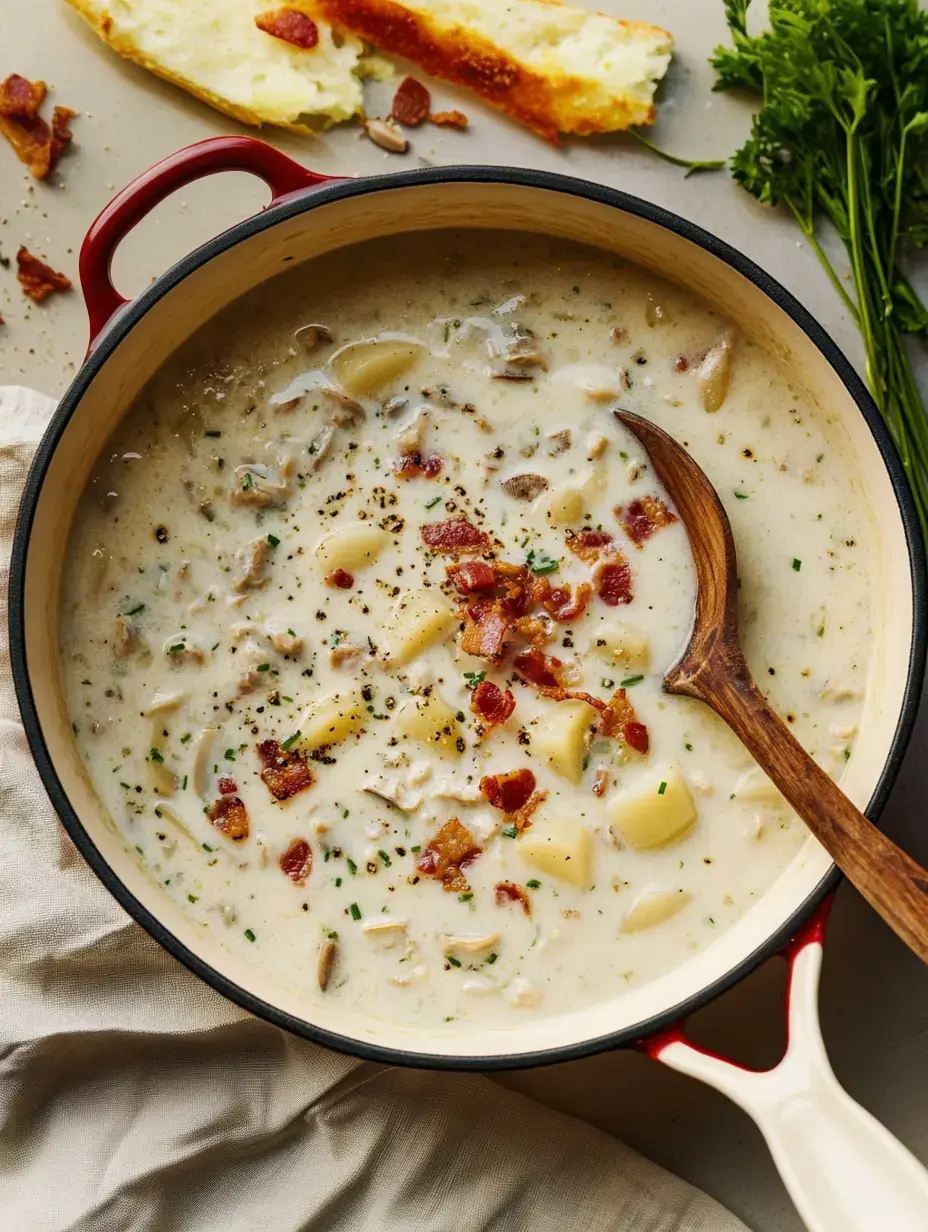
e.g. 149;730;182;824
244;928;256;942
349;902;362;921
620;674;644;688
658;781;667;795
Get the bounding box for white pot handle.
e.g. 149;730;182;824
642;902;928;1232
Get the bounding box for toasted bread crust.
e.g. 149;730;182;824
312;0;669;141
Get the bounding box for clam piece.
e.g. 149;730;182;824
697;331;736;412
364;118;408;154
330;337;422;398
191;727;219;798
295;323;333;351
265;624;304;656
433;778;483;804
547;429;571;455
113;615;146;659
144;689;188;715
362;776;422;813
504;326;547;370
323;388;366;427
504;977;542;1008
361;918;408;949
442;933;500;957
231;464;291;508
383;395;409;417
152;801;196;843
308;423;335;470
163;636;206;665
233;536;270;592
317;939;338;991
501;473;549;501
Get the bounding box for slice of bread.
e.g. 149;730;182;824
310;0;672;141
65;0;381;130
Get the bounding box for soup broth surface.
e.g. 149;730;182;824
61;231;873;1030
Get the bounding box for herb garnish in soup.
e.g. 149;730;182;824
61;232;872;1028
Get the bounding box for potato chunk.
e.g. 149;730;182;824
330;338;422;397
609;767;696;849
520;818;592;886
396;692;461;753
384;592;456;667
734;767;786;806
538;485;586;527
621;890;692;933
595;622;650;669
296;693;366;752
314;523;389;573
531;698;600;783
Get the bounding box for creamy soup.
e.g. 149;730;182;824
61;232;872;1030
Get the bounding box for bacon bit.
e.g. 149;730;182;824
217;776;238;795
391;76;430;126
207;795;249;842
514;647;566;689
595;557;634;607
618;495;678;547
510;615;550;648
416;818;482;893
566;528;614;563
507;789;547;833
257;738;314;801
255;7;320;47
495;881;531;916
280;837;313;885
447;560;496;593
592;768;609;796
421;517;489;554
16;247;71;303
481;768;535;814
461;599;509;661
624;721;650;755
394;451;443;479
470;680;515;730
51;106;76;162
673;355;689;372
541;581;591;623
0;75;75;180
429;110;469;129
326;568;354;589
0;74;45;120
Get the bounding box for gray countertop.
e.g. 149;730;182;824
2;1;926;1228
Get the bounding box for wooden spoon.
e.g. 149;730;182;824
615;408;928;965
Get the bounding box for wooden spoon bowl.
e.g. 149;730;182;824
616;408;928;964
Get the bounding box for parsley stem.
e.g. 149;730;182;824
629;129;727;177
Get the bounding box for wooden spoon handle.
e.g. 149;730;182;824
705;673;928;964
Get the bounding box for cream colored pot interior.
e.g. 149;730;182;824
24;182;914;1059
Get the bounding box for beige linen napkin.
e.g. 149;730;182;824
0;385;750;1232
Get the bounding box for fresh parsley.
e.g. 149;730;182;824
463;670;486;689
713;0;928;535
525;548;560;575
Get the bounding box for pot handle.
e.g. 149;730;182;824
640;897;928;1232
79;135;333;349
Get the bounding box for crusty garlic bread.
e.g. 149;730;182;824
65;0;382;130
309;0;672;141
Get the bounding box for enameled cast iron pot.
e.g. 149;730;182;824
10;136;928;1231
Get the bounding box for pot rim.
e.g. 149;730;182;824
10;163;927;1071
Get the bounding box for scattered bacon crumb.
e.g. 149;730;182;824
495;881;531;916
447;560;496;593
592;768;609;797
566;528;614;563
510;615;550;648
16;247;71;302
326;568;354;589
0;74;45;120
514;647;567;689
391;76;430;126
624;721;650;755
470;680;515;731
541;581;591;623
618;495;678;547
394;451;443;479
416;818;482;893
673;355;689;372
257;738;314;801
481;768;536;815
207;795;249;842
421;518;489;554
595;557;634;606
255;7;320;47
0;75;75;180
429;110;469;129
279;838;313;885
460;599;509;661
217;776;238;795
